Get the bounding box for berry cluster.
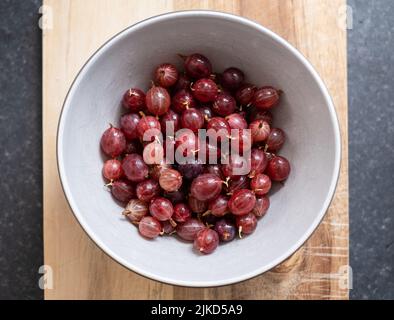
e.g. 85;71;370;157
100;53;290;254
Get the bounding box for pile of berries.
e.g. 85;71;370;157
100;53;290;254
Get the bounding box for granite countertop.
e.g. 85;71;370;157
0;0;393;299
348;0;394;299
0;0;43;299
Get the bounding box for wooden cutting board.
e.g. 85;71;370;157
43;0;349;299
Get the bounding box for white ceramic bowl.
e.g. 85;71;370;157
57;11;340;287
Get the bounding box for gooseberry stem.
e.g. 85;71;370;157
222;176;230;188
104;180;113;188
202;210;211;217
169;218;177;228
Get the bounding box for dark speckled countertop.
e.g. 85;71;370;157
0;0;393;299
0;0;42;299
348;0;394;299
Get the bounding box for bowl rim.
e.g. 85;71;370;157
57;10;342;287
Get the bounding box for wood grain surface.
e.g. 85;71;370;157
43;0;349;299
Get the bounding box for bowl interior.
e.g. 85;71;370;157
58;12;340;286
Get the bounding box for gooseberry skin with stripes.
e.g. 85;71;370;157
100;52;289;254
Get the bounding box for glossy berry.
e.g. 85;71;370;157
208;195;229;217
221;67;244;90
250;173;272;195
101;54;291;252
154;63;179;87
192;78;218;102
172;89;197;113
252;86;280;110
206;117;230;141
252;196;270;217
250;148;268;177
149;162;171;181
266;128;285;152
199;105;213;121
181;108;204;132
111;179;135;203
173;73;191;92
162;221;176;234
102;159;123;181
183;53;212;79
100;126;126;157
123;199;148;223
228;189;256;216
159;168;183;192
190;173;222;201
146;86;171;116
238;110;247;119
160;109;180;133
194;228;219;254
177;158;204;180
136;179;160;202
120;113;140;141
235;83;256;105
215;218;236;242
139;216;162;239
226;175;250;194
161;220;175;235
188;196;208;214
176;218;205;241
173;203;192;223
207;116;230;134
226;113;248;130
122;88;145;112
122;153;149;182
236;213;257;235
149;197;174;221
212;92;236;116
249;119;271;143
136;115;161;141
266;156;291;181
